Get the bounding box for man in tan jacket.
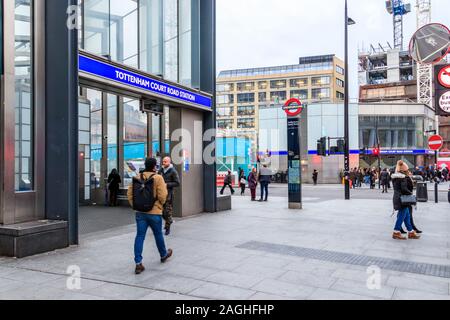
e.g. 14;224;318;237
128;158;173;275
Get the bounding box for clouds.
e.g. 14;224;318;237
217;0;450;99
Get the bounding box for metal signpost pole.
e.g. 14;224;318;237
344;0;351;200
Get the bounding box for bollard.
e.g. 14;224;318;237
435;182;439;204
448;185;450;203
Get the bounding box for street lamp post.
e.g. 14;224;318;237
344;0;355;200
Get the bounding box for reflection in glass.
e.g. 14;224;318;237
164;0;178;82
123;99;147;186
107;94;118;174
14;0;33;191
87;89;103;190
84;0;110;57
140;0;163;75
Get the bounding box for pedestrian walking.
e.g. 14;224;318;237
391;160;421;241
220;170;235;195
258;165;272;202
380;168;390;193
248;167;258;201
239;170;246;195
128;157;173;275
158;157;180;236
107;169;121;207
312;170;318;185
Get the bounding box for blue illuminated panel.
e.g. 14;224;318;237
79;54;212;110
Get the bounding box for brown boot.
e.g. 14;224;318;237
135;264;145;275
408;232;421;240
393;232;407;240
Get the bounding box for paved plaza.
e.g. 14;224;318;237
0;184;449;300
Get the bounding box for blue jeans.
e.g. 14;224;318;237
260;182;269;200
394;207;413;232
134;213;167;264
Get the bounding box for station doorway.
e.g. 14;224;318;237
77;86;168;236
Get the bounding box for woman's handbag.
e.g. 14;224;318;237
400;194;417;206
240;178;246;185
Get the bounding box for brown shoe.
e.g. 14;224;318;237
161;249;173;263
393;232;407;240
135;264;145;275
408;232;421;240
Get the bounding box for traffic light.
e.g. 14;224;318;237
337;139;345;153
317;137;327;157
372;147;380;156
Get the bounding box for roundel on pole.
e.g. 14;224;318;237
428;135;444;151
282;98;304;117
438;65;450;88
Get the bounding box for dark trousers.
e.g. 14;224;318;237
220;183;234;195
240;184;246;195
250;188;256;200
109;189;118;206
382;184;388;193
260;182;269;200
162;198;174;229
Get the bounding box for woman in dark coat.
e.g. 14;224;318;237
239;170;246;196
107;169;122;207
380;168;390;193
391;161;420;240
247;167;258;201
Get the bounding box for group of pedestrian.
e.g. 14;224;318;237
413;165;449;183
347;167;381;189
127;157;180;275
221;165;272;202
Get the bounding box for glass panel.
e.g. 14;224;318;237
87;89;102;190
123;99;147;186
152;114;161;157
270;80;286;89
163;0;178;82
107;94;118;174
84;0;110;57
110;0;138;68
14;0;33;191
179;0;192;87
140;0;163;75
237;82;255;91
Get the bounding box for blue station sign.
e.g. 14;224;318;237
79;54;212;110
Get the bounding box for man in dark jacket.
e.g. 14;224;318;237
158;157;180;236
380;168;390;194
220;170;235;195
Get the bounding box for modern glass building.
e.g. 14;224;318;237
0;0;217;258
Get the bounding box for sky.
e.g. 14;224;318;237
217;0;450;100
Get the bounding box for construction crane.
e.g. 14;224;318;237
386;0;412;50
415;0;433;109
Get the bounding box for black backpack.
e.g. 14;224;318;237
132;173;156;212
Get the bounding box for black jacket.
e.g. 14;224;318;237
107;173;121;191
158;166;180;200
391;172;413;211
380;171;390;185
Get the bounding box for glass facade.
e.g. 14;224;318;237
359;116;425;149
81;0;199;86
14;0;33;191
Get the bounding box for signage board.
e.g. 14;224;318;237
287;117;302;209
79;53;212;110
428;135;444;151
435;64;450;116
283;98;304;117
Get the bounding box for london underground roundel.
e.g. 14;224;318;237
438;65;450;88
282;98;304;117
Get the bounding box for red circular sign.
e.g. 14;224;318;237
438;65;450;88
282;98;304;117
429;135;444;151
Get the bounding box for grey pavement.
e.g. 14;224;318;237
0;185;450;300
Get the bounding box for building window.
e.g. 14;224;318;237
14;0;34;191
123;98;148;186
237;106;255;116
258;92;267;102
87;89;103;190
139;0;163;75
312;88;331;100
217;83;234;92
163;0;178;82
237;82;255;91
289;78;308;88
237;118;255;129
311;76;331;86
237;93;255;103
258;81;268;90
336;65;344;75
270;91;287;103
218;119;234;130
217;106;234;118
217;94;234;105
107;94;118;174
290;90;308;100
336;91;345;100
336;78;344;87
270;80;286;89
